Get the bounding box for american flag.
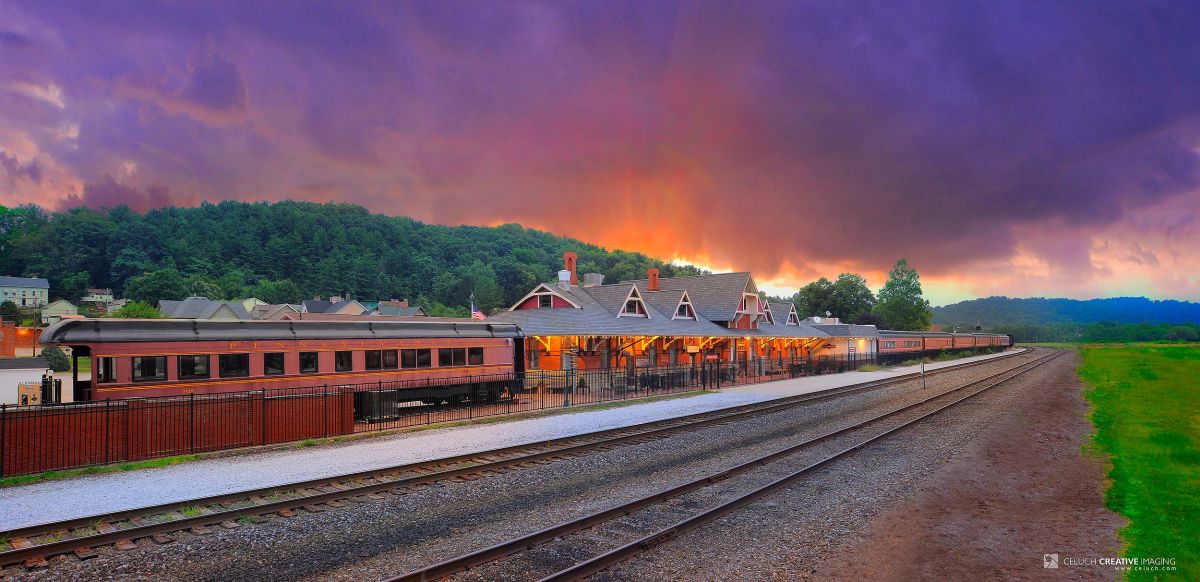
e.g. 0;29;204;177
471;302;486;320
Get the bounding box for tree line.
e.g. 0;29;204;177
1;201;935;329
0;202;705;317
774;259;934;330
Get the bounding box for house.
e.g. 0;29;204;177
241;297;267;312
0;276;50;308
41;299;79;325
490;252;877;372
157;296;252;320
105;298;129;315
301;297;367;316
373;299;427;317
251;303;302;320
81;288;115;304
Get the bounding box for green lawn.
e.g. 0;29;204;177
1079;344;1200;580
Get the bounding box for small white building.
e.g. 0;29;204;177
0;357;51;405
41;299;79;325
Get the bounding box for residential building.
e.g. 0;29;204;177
373;299;427;317
251;303;302;320
301;297;367;316
0;276;50;308
157;296;252;320
81;288;115;304
105;298;129;315
41;299;79;325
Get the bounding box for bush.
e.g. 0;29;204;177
41;346;71;372
111;301;164;319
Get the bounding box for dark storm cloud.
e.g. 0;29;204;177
4;0;1200;291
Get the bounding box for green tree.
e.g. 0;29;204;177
462;260;504;312
111;300;164;319
792;277;835;317
123;268;188;303
874;259;932;330
1166;325;1197;342
244;279;302;304
58;270;93;302
830;273;875;321
41;346;71;372
0;300;20;321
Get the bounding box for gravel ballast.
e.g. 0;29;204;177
2;350;1038;581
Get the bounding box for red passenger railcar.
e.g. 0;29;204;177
40;319;523;401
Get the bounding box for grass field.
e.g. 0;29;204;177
1079;343;1199;580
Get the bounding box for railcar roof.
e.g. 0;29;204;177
39;318;522;344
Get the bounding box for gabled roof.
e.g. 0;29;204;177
643;289;692;320
491;282;733;338
375;304;427;317
44;299;77;310
158;297;251;320
300;299;366;315
252;303;301;319
0;276;49;289
621;272;755;322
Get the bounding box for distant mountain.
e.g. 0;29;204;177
933;296;1200;327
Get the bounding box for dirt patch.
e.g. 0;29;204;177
819;351;1124;580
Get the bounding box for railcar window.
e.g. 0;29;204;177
468;347;484;365
382;349;398;369
132;356;167;382
219;353;250;378
178;355;210;379
438;348;468;366
401;349;416;369
264;352;285;375
95;357;115;383
365;350;382;370
299;351;318;374
335;351;353;372
416;349;432;368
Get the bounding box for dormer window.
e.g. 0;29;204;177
673;291;696;320
618;286;649;318
787;312;800;325
511;284;581;311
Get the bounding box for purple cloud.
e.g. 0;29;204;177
1;1;1199;299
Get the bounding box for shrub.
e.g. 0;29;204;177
41;346;71;372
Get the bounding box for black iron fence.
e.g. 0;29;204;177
1;354;879;477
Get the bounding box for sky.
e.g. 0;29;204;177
1;1;1198;305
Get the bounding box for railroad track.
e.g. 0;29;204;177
0;348;1033;570
387;348;1064;582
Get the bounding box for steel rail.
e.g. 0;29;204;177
538;349;1064;582
0;348;1029;568
384;348;1058;582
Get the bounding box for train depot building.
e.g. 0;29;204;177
490;253;880;376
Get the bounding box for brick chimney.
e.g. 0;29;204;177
563;251;578;286
647;268;660;292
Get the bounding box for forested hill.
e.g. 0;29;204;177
933;296;1200;326
0;202;704;315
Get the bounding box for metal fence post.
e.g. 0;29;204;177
104;400;111;465
1;403;6;478
189;393;195;453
